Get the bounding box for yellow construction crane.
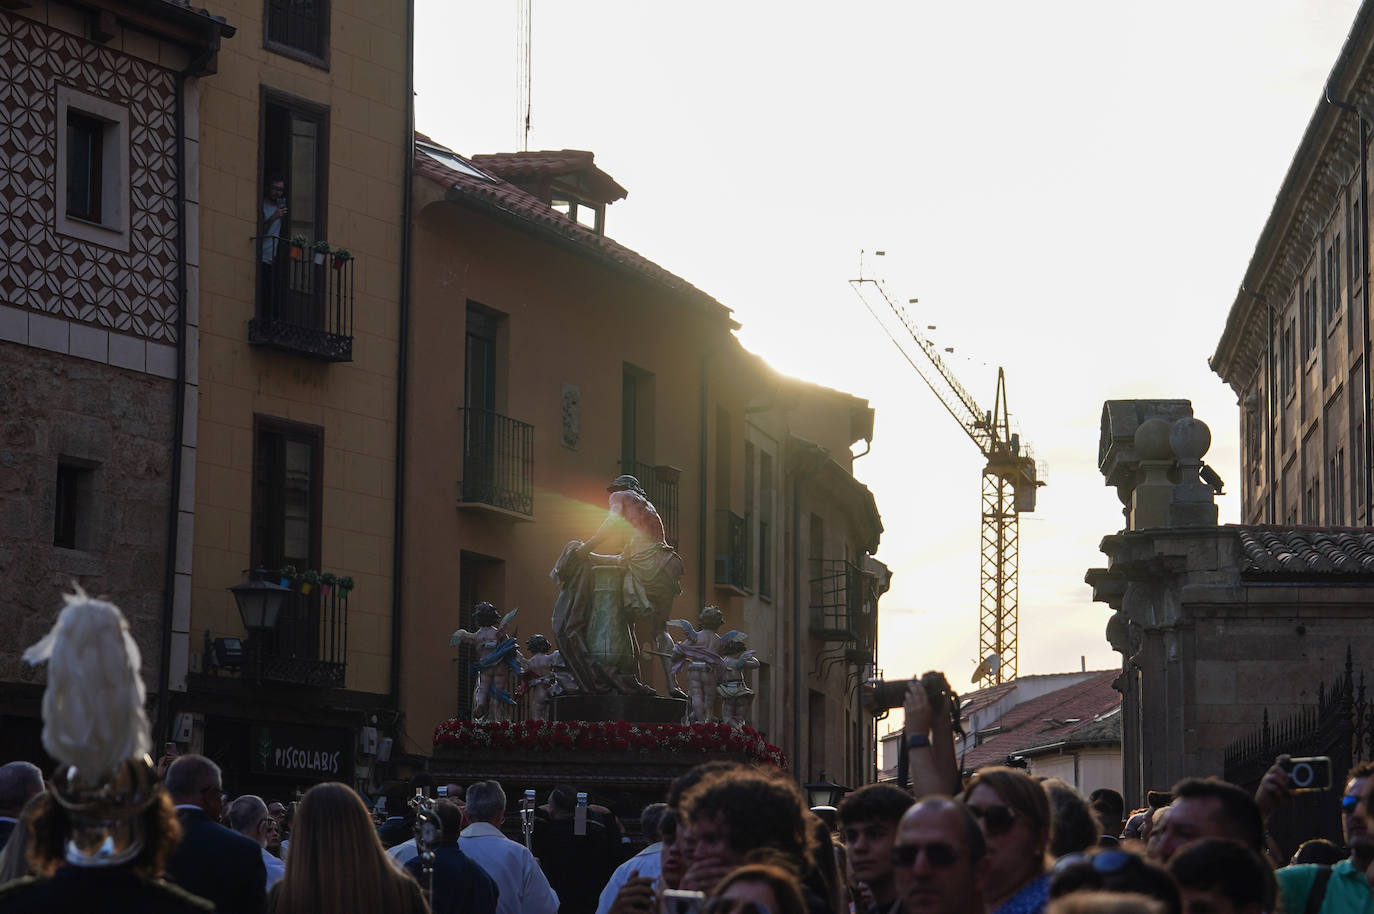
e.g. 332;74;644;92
851;272;1042;685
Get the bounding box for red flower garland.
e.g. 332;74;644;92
432;718;788;768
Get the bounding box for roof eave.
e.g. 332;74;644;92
1212;1;1374;391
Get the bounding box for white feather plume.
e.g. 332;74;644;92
22;589;151;782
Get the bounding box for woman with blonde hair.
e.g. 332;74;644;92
268;781;428;914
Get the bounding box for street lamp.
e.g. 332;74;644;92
227;572;291;680
803;773;849;810
228;574;290;631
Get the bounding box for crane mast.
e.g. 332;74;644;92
850;277;1041;684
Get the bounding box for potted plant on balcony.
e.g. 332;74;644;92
299;569;321;595
278;564;298;588
331;248;352;271
312;239;330;265
288;236;308;260
320;572;337;596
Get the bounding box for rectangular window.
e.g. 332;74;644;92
1336;449;1346;525
744;441;755;590
1351;194;1363;298
1283;319;1296;397
759;451;774;598
258;92;329;323
66;111;104;222
1309;278;1319;352
55;86;129;250
807;689;826;781
53;462;94;550
621;364;655;472
1355;422;1366;524
252;416;322;572
265;0;329;66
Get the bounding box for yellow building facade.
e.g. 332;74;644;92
171;0;410;794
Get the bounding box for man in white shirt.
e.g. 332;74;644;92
227;794;286;891
459;780;558;914
595;803;667;914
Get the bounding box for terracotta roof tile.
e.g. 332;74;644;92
1236;525;1374;576
414;138;732;323
959;671;1121;770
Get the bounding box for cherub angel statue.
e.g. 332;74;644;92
669;605;726;724
523;634;577;721
717;633;759;729
450;602;522;722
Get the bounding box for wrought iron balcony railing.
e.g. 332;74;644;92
622;460;680;546
809;558;864;641
250;238;354;362
260;583;348;687
714;509;748;591
459;407;534;516
207;569;350;688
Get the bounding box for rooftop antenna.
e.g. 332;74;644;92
516;0;533;151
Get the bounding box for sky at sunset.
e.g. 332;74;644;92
414;1;1363;689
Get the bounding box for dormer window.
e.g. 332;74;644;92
551;194;603;234
469;150;626;238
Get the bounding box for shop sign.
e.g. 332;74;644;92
250;724;350;778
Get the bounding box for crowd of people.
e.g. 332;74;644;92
2;674;1374;913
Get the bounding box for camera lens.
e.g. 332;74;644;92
1291;762;1313;787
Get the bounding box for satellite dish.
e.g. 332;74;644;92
971;653;1002;684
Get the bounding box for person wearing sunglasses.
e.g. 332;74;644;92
1272;760;1374;914
960;767;1052;914
892;797;989;914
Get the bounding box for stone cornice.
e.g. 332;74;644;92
1211;2;1374;393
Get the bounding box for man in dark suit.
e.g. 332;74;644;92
404;799;499;914
163;754;266;914
532;785;617;914
0;761;44;850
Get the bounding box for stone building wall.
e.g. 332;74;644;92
0;341;174;690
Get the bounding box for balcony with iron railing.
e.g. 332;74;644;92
204;568;350;688
620;460;681;546
251;237;354;361
714;509;749;592
809;558;864;641
458;407;534;517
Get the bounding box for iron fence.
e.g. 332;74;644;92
459;408;534;516
1224;648;1365;857
251;238;353;361
259;584;347;688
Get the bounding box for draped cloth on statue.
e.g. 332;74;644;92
475;637;522;706
551;541;680;695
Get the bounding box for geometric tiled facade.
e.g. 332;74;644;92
0;12;178;342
